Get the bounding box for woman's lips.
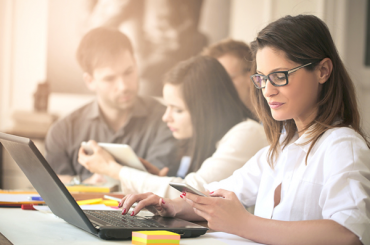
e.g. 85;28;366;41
269;102;285;109
167;125;177;132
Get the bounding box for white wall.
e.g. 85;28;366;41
229;0;347;53
230;0;325;44
199;0;231;44
345;0;370;134
0;0;14;130
0;0;49;131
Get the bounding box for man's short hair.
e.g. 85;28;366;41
76;27;134;75
201;39;253;72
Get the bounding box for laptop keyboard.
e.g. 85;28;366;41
85;210;166;228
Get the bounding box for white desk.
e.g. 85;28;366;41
0;208;245;245
0;208;262;245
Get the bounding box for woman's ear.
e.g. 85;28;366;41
317;58;333;84
83;72;96;91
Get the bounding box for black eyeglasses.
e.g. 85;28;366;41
250;62;313;89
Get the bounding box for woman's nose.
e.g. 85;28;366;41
162;107;172;122
262;79;278;98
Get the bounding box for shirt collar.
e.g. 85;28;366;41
87;100;100;120
293;125;316;153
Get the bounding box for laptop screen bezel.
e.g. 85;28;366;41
0;132;98;235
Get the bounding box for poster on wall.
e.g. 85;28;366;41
46;0;222;96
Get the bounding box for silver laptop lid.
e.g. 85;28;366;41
0;132;97;235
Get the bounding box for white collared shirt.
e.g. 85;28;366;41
205;127;370;244
119;119;268;199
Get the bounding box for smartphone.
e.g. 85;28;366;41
169;182;208;197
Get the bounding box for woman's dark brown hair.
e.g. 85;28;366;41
250;15;370;167
164;56;256;173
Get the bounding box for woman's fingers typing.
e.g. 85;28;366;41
119;193;177;218
119;193;162;216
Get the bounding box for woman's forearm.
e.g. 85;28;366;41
107;160;123;179
242;216;361;245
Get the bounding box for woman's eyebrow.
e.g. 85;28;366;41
167;103;183;109
256;67;289;74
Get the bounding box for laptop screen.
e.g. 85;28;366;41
0;132;97;235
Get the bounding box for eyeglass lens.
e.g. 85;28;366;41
252;72;287;88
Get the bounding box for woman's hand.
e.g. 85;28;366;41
78;140;122;179
182;189;252;235
119;192;177;217
139;158;169;176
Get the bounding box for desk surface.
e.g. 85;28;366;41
0;208;232;245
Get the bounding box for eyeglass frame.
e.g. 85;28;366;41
250;62;313;89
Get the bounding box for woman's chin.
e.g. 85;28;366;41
271;112;290;122
172;132;191;140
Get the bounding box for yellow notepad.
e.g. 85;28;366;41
132;231;180;245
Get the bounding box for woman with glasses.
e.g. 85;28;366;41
119;15;370;244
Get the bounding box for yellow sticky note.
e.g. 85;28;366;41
101;200;119;207
76;198;102;205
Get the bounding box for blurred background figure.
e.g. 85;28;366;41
202;39;255;115
45;27;178;185
140;0;208;96
83;0;208;97
83;0;145;69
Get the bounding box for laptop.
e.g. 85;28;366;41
0;132;208;240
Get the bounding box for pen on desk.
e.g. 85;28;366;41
103;195;122;202
28;196;43;201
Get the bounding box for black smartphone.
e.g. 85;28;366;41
169;182;208;197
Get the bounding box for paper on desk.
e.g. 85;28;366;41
33;204;115;212
206;232;265;245
0;193;41;203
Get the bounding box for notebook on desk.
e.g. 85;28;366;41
0;132;208;240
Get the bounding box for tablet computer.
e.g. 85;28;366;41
81;142;147;172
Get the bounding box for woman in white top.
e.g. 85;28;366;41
78;55;267;199
119;15;370;244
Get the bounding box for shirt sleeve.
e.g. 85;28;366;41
144;117;179;177
205;146;268;208
45;120;75;176
119;120;268;199
319;134;370;244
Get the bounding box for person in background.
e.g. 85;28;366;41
201;39;255;114
140;0;208;96
45;27;179;184
119;15;370;244
78;56;268;198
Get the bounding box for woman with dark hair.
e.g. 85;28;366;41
119;15;370;244
78;55;267;199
